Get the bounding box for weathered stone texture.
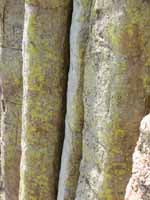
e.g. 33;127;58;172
125;114;150;200
19;1;72;199
0;0;149;200
57;1;91;200
75;0;150;199
0;0;24;199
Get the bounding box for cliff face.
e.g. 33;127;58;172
75;0;149;199
0;1;150;200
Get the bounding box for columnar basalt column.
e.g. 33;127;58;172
0;0;24;199
19;1;72;199
75;0;150;199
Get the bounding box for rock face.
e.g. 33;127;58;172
75;0;150;199
125;114;150;200
19;0;72;199
0;0;24;199
0;1;150;200
57;1;91;200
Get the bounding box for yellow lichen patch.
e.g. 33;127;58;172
25;0;71;9
20;1;71;200
100;2;150;199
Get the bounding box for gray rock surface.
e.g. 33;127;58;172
125;114;150;200
75;0;150;199
0;0;24;199
57;1;91;200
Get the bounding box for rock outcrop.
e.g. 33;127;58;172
125;114;150;200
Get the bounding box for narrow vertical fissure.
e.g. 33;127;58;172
57;1;92;199
56;1;73;194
